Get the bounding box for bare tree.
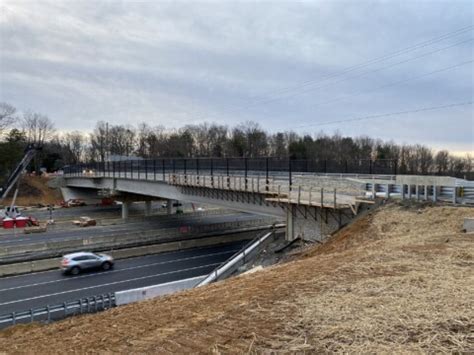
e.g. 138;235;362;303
136;123;151;158
147;125;167;157
464;153;473;177
22;111;55;145
434;150;450;175
0;102;17;135
108;125;136;157
89;121;108;162
61;131;87;164
269;132;287;157
21;111;55;174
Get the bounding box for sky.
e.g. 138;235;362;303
0;0;473;154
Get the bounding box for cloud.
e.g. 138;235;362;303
0;0;472;152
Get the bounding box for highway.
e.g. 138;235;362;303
0;211;265;247
19;202;163;221
0;240;247;316
2;201;207;227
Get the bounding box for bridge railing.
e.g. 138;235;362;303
63;157;397;184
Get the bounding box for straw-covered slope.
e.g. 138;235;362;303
1;202;473;353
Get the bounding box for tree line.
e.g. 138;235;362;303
0;102;472;179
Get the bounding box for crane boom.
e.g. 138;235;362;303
0;144;41;202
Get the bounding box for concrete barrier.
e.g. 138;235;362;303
0;257;61;277
115;276;205;306
463;218;474;233
109;229;260;259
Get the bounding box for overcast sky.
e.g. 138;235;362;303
0;0;473;153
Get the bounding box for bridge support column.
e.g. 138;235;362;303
167;199;174;215
285;206;296;241
145;201;152;216
122;202;130;219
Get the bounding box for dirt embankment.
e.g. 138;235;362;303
1;202;473;353
1;176;62;207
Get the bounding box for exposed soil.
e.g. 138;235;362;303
1;202;473;353
1;176;62;207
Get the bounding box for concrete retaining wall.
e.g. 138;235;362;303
115;276;205;306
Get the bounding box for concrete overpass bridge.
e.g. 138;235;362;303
62;158;473;241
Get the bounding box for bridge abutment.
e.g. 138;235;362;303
284;205;360;242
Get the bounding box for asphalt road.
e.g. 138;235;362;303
0;240;247;316
0;211;263;247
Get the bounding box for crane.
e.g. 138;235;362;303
0;144;41;219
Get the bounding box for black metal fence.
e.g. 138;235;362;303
63;157;398;181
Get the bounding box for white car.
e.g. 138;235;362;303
61;252;114;275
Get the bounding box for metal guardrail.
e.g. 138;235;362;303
0;293;115;329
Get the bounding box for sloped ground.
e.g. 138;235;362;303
1;202;473;353
2;176;62;207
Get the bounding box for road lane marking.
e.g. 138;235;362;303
0;249;238;292
0;263;220;307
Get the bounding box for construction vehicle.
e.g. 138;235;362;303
0;144;42;228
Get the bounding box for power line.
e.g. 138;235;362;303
180;36;473;125
297;59;474;112
224;38;473;111
176;25;473;124
291;101;473;129
239;25;474;102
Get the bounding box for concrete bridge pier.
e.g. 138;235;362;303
121;201;131;219
167;199;174;215
286;206;296;241
145;201;152;216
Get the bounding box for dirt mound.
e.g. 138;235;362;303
1;176;62;206
1;202;473;353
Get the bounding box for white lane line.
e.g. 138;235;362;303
0;263;220;306
0;249;238;292
0;238;33;244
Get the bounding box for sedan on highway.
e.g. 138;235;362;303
61;252;114;275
